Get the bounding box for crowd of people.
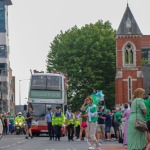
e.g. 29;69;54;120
1;87;150;150
0;106;34;139
0;112;15;135
43;96;132;150
44;87;150;150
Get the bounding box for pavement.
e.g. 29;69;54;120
99;140;127;150
101;144;127;150
0;135;127;150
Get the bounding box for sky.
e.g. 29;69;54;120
8;0;150;105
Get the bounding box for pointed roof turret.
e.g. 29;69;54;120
117;4;142;35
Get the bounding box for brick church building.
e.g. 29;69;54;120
115;4;150;104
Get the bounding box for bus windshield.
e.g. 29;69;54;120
31;75;62;91
31;103;46;121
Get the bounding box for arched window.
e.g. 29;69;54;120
125;50;129;64
128;77;132;101
130;50;133;64
124;43;134;65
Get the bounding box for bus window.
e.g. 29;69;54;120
31;103;45;121
31;76;46;90
47;76;62;90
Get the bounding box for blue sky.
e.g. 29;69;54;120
8;0;150;104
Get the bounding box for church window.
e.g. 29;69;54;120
128;77;132;101
125;50;128;63
124;43;134;65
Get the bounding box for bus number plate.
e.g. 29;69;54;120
41;130;48;132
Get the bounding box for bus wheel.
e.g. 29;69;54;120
32;132;35;137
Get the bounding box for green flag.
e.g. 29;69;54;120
90;94;100;105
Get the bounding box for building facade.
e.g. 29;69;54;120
0;0;13;112
115;4;150;104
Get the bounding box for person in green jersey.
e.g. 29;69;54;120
7;112;14;134
114;107;122;140
84;96;101;150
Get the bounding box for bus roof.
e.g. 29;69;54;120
31;73;64;77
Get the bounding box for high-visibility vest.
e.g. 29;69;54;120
15;116;25;123
65;113;75;125
75;114;81;126
52;112;65;126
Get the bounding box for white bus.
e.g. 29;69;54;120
28;72;67;136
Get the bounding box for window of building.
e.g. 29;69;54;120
141;48;150;65
0;63;7;74
5;7;8;34
1;81;8;95
125;50;129;63
0;10;5;32
124;43;134;65
0;1;4;11
0;45;7;57
128;77;132;101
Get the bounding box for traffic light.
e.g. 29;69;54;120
23;105;27;110
64;105;68;114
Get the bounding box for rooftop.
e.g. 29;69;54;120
117;4;142;35
4;0;12;5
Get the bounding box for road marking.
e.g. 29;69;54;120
17;141;22;143
1;145;10;148
12;143;16;145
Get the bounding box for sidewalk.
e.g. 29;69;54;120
101;141;127;150
101;144;126;150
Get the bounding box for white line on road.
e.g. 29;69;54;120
1;145;10;148
17;141;22;143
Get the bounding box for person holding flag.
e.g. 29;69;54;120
83;96;101;150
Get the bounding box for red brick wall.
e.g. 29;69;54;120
115;36;144;104
116;37;142;68
116;78;123;104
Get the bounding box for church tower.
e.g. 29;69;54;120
115;4;143;104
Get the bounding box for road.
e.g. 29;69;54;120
0;135;126;150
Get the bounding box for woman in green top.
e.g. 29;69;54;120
127;88;147;150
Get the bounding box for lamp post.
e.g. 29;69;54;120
19;79;30;106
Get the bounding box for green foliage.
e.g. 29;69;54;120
46;20;116;110
142;57;148;66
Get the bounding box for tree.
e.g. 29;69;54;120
46;20;116;110
142;57;148;66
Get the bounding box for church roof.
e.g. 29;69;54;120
117;4;142;35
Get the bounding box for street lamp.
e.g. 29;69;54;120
19;79;30;106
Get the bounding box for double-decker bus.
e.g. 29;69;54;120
28;72;67;136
